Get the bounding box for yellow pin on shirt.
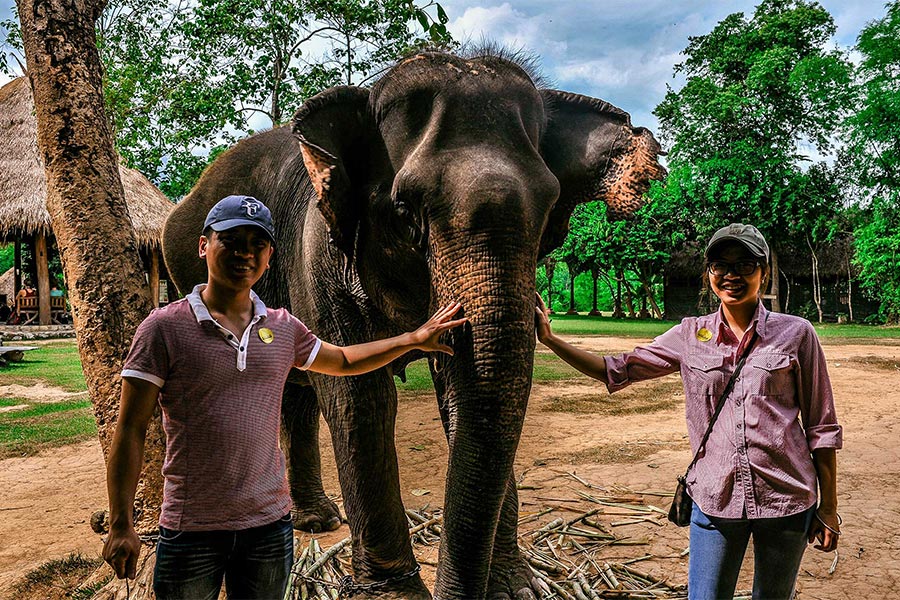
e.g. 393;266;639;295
696;327;713;342
258;328;274;344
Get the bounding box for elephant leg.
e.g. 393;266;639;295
281;381;342;532
431;360;538;600
314;370;430;600
486;473;540;600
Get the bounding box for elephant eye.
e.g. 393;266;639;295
392;199;426;247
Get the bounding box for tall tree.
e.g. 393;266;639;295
654;0;854;312
846;1;900;322
15;0;161;592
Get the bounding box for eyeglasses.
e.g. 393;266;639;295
707;260;760;276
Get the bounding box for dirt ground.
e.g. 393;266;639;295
1;334;899;599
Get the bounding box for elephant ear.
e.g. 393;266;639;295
292;86;372;259
538;89;665;258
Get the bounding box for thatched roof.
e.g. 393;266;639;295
0;77;173;249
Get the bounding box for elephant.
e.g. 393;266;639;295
162;48;666;600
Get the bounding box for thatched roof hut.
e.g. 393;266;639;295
0;77;173;249
0;77;173;322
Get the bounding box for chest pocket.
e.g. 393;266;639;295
749;352;793;395
685;353;726;395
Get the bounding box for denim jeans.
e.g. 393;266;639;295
688;502;815;600
153;513;294;600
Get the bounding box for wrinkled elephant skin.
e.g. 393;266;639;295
162;49;665;600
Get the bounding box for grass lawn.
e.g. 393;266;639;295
0;396;95;459
0;342;87;392
548;313;900;343
395;351;583;392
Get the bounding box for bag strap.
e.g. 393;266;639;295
682;330;758;478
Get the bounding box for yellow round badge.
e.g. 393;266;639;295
258;328;274;344
696;327;713;342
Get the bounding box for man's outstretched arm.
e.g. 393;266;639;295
309;302;467;376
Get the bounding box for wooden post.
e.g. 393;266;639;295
35;232;51;325
149;249;160;308
13;234;21;294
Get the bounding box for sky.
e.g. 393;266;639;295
0;0;891;138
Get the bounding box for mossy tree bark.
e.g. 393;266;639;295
16;0;165;593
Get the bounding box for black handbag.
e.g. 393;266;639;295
667;332;758;527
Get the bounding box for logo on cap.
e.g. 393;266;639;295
242;200;259;217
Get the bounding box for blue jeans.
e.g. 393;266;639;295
153;513;294;600
688;502;815;600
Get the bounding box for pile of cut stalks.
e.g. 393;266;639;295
285;476;752;600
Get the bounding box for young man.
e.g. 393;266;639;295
102;195;465;599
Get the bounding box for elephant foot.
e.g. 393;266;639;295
487;548;541;600
349;572;432;600
291;495;343;532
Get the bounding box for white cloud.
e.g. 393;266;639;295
448;3;568;58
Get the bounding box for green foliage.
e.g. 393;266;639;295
2;0;453;200
653;0;854;250
0;243;13;274
842;1;900;193
853;193;900;322
843;2;900;323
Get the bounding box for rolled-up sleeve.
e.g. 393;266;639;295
797;323;843;450
604;322;684;393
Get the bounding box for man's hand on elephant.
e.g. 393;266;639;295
102;525;141;579
411;302;467;355
309;302;466;375
534;293;553;343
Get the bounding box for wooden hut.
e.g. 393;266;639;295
0;77;173;324
662;235;879;322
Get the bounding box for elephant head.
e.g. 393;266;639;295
293;50;664;598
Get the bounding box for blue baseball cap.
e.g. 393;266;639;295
203;195;276;242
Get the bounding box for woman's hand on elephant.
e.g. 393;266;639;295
411;302;467;355
534;293;553;343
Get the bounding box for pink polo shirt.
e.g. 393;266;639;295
121;285;320;531
604;303;842;519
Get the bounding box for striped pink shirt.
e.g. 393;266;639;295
604;303;842;519
122;285;320;530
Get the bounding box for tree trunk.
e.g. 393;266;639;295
622;278;636;318
806;236;823;323
612;269;624;318
589;266;602;316
847;256;854;322
17;0;163;593
769;247;782;312
566;262;578;315
643;282;662;319
14;234;22;294
543;257;556;314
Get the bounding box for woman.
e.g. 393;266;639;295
535;223;841;600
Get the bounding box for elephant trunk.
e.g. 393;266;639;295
429;229;537;599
